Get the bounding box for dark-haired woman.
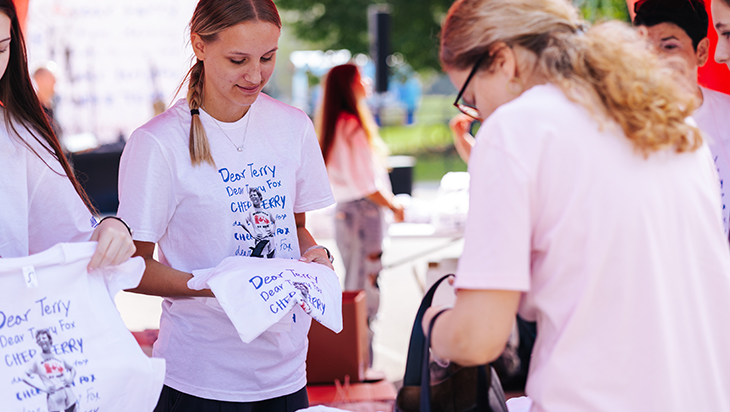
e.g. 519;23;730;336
316;63;403;362
0;0;133;267
116;0;334;410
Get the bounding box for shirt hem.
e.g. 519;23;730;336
163;375;307;402
453;277;530;292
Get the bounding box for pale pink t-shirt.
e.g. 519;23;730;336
454;84;730;412
695;86;730;235
325;113;390;203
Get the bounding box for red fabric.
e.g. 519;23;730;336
626;0;730;94
14;0;28;33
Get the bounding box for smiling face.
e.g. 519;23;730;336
712;0;730;69
192;20;280;122
249;188;262;207
36;331;52;353
0;12;11;81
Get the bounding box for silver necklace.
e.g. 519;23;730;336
209;109;251;152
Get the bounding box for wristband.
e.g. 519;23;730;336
303;245;334;263
98;216;133;237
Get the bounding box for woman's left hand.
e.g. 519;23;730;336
299;247;334;270
88;218;136;271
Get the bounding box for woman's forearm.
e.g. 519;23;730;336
126;241;213;298
366;190;396;211
428;289;521;366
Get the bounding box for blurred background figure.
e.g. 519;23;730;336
316;63;404;366
635;0;730;237
32;62;62;141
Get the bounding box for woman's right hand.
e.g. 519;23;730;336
450;114;476;163
391;203;405;223
88;218;136;271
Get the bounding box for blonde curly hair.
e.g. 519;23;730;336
440;0;701;155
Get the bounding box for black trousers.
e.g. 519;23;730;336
154;385;309;412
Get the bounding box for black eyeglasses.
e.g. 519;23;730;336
453;51;489;120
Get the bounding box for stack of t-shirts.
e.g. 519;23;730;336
188;257;343;343
0;242;165;412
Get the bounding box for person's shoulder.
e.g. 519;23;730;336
255;93;310;124
337;112;360;125
701;86;730;110
0;109;56;157
134;99;189;137
490;84;574;127
129;99;188;145
335;112;364;138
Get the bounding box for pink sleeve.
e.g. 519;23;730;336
453;120;532;292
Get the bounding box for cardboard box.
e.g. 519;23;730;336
307;290;370;384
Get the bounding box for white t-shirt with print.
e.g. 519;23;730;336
188;256;343;344
0;109;95;258
0;242;165;412
695;86;730;236
454;84;730;412
117;95;335;402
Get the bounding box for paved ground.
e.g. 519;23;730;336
114;182;465;384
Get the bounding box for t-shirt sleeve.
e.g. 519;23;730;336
26;147;95;255
453;120;532;292
117;130;177;243
294;117;335;213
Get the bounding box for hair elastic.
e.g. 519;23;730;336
190;109;200;116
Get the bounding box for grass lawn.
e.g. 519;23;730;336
380;95;467;182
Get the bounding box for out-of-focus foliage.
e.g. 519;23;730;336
275;0;631;73
574;0;630;22
275;0;453;73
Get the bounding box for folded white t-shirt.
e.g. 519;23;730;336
189;257;342;344
0;242;165;412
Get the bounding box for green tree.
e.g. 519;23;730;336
275;0;630;73
575;0;630;22
276;0;452;73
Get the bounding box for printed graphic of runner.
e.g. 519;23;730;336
22;329;78;412
239;187;277;258
292;282;313;314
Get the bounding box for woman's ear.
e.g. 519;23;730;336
492;44;517;79
192;34;206;61
697;37;710;67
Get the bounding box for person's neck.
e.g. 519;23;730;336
695;83;704;107
202;95;249;123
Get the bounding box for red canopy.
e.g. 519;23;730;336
626;0;730;94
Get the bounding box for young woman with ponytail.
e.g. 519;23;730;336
0;0;134;268
316;63;404;362
424;0;730;410
116;0;334;410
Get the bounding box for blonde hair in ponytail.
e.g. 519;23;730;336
187;60;214;166
182;0;282;166
441;0;701;155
